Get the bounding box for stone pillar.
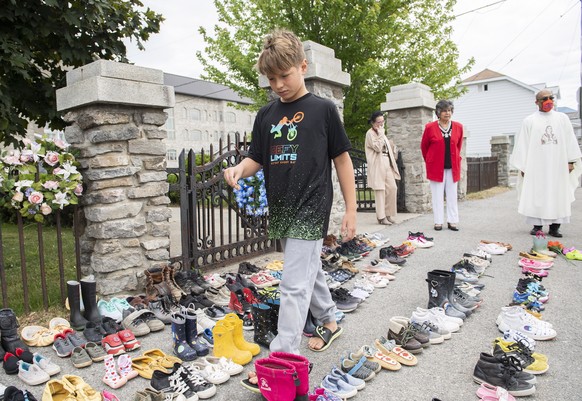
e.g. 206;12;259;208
491;135;511;187
56;60;175;295
381;83;435;213
259;40;351;235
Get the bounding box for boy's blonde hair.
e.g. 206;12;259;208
256;29;306;76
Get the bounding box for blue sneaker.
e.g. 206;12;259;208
320;374;357;398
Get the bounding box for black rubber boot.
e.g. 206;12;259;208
432;269;474;317
80;278;101;323
0;308;28;354
252;303;277;347
548;223;563;238
67;280;88;330
426;270;466;320
183;308;209;356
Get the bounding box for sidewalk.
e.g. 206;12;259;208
2;188;581;400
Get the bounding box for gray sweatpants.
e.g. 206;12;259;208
269;238;337;354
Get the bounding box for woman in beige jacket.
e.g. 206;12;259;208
365;111;401;225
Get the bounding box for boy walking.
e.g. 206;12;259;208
224;29;356;354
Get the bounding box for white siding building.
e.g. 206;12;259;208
163;73;256;167
453;69;561;157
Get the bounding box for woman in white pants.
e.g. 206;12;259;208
420;100;464;231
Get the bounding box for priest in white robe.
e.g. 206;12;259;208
510;89;582;237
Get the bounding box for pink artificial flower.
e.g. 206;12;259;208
20;149;34;163
12;192;24;202
27;191;44;205
53;139;68;149
42;180;59;190
40;203;52;215
43;151;60;166
74;184;83;196
3;155;21;165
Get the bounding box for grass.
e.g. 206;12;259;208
0;222;77;317
466;186;510;200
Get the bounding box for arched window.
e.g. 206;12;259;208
225;112;236;123
190;108;201;121
192;130;202;141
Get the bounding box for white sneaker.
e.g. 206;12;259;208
405;236;434;248
97;300;123;323
468;249;492;261
419;306;464;327
350;288;370;300
496;307;556;340
411;309;459;334
503;329;537;351
18;361;50;386
478;243;506;255
362;273;390;287
194;308;217;331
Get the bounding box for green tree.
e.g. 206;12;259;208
0;0;163;146
198;0;473;147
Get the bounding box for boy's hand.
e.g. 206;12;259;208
340;210;357;241
224;166;243;190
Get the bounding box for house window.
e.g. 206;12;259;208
192;130;202;141
190;108;201;121
167;149;177;161
225;112;236;123
484;84;488;91
165;109;175;140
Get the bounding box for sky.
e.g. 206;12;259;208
125;0;582;109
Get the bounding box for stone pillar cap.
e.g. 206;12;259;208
381;82;435;111
56;60;175;111
490;135;511;145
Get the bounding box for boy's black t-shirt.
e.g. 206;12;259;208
248;93;351;240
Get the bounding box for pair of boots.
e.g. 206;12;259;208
252;303;279;347
426;270;473;320
67;279;101;331
255;352;311;401
170;307;209;361
0;308;29;359
213;313;260;366
145;264;185;303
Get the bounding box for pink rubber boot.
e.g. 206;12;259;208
270;352;310;400
255;357;298;401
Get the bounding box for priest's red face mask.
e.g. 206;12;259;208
537;94;554;112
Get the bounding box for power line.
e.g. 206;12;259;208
454;0;507;18
496;0;579;70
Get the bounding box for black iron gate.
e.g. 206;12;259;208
349;149;406;213
169;134;275;271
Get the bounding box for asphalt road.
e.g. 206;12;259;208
2;187;581;401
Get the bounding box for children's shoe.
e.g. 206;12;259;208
102;355;127;389
98;300;123;323
71;347;93;368
101;390;121;401
52;333;75;358
117;354;138;380
101;334;125;356
32;353;61;376
117;329;140;351
18;361;50;386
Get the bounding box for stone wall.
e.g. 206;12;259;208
56;60;175;295
491;135;511;187
258;40;351;236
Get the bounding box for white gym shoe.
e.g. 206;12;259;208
419;307;464;327
411;309;459;334
478;243;506;255
503;329;537;351
468;249;492;261
496;307;556;340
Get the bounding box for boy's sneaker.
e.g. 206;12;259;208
503;329;536;351
52;333;75;358
473;353;536;397
496;307;556;340
467;249;492;261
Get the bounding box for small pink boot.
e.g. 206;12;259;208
102;355;127;389
255;357;298;401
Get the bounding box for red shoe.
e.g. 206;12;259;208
117;329;140;351
101;334;125;355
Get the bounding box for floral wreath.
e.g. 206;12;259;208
0;135;83;222
233;169;268;216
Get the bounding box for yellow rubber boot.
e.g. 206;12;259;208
224;313;260;356
212;321;253;365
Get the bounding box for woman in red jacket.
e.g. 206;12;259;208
420;100;463;231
